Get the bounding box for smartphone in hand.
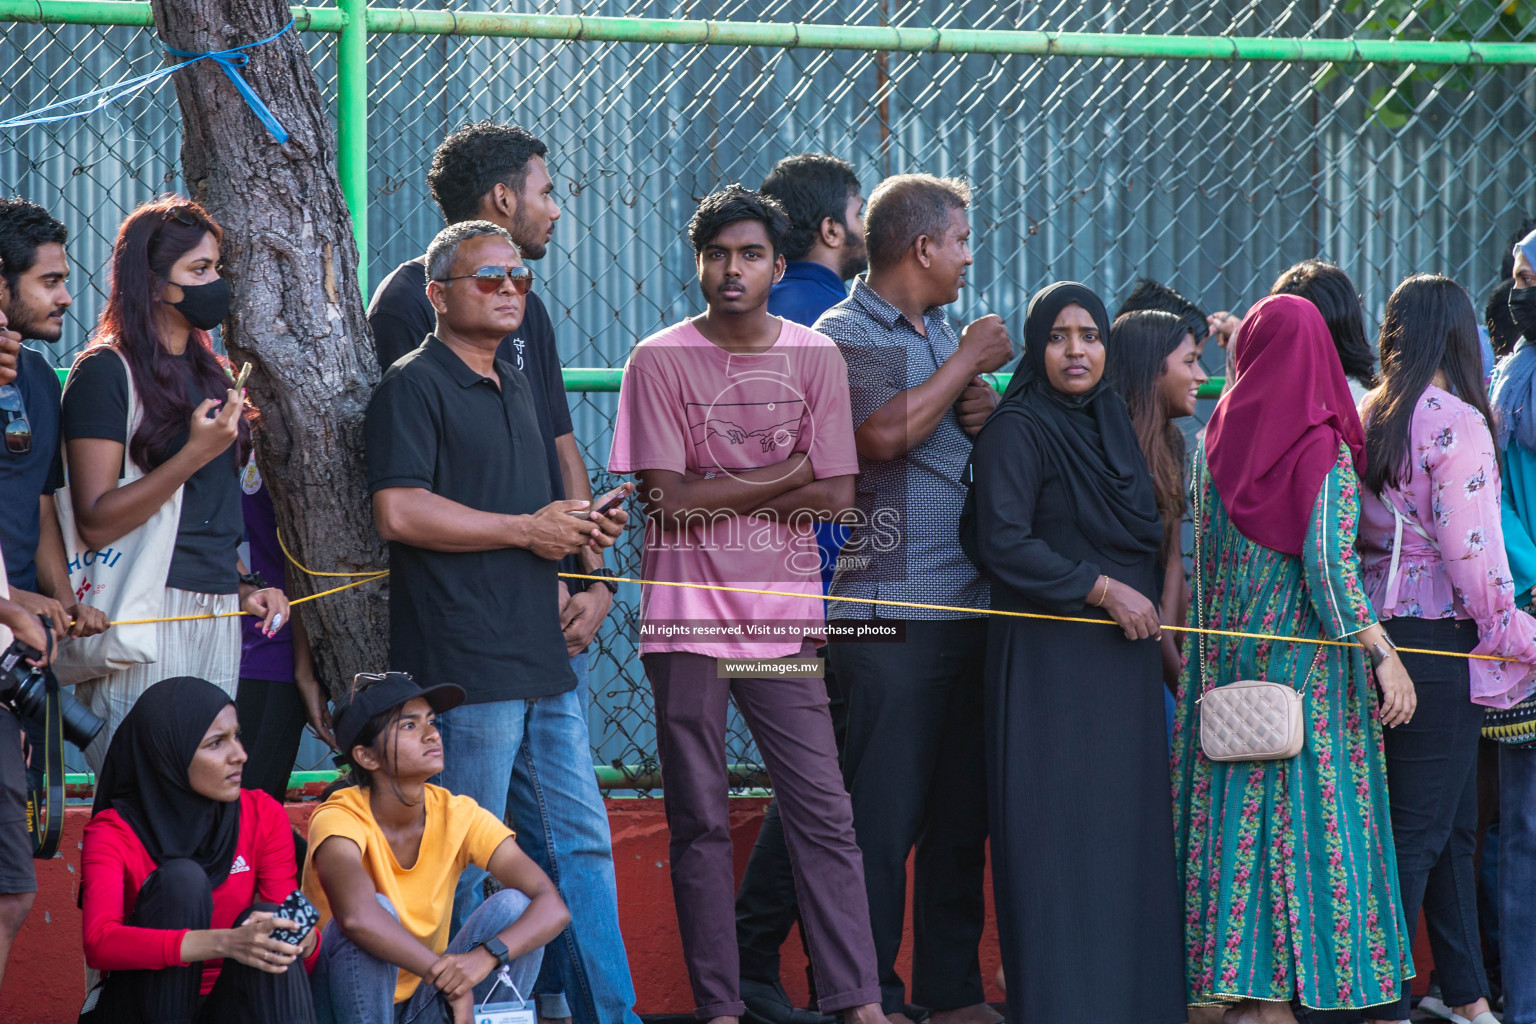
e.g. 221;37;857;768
570;481;635;518
269;889;320;947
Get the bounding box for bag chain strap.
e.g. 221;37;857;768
1194;441;1209;698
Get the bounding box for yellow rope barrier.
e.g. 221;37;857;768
106;573;387;627
557;572;1519;664
100;537;1512;663
103;530;388;626
276;528;389;578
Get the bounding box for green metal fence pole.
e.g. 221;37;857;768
358;8;1536;65
335;0;368;297
0;1;347;30
6;2;1536;66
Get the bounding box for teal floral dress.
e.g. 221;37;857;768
1171;440;1414;1009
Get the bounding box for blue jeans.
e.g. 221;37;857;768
434;653;640;1024
1501;743;1536;1023
312;889;542;1024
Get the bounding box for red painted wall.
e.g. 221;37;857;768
1;799;1430;1023
3;799;1005;1024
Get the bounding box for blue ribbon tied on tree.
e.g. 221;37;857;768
0;18;295;142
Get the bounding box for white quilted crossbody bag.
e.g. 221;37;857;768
1192;442;1305;762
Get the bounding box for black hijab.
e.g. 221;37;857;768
91;676;242;888
991;281;1163;564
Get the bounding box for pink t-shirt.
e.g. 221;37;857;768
607;318;859;656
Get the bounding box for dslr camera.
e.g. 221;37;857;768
0;636;104;751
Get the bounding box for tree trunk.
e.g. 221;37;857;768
150;0;387;698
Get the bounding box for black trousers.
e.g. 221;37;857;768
734;658;848;1000
828;619;990;1014
235;678;309;805
81;858;316;1024
1342;617;1490;1022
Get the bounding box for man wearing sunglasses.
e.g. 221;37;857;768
0;199;107;641
366;220;638;1024
368;121;622;683
369;122;635;1024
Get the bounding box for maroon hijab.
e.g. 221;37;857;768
1205;294;1367;555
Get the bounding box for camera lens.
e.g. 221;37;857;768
12;672;105;751
57;689;105;750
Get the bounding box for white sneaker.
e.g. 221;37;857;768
1418;994;1454;1020
1448;1012;1501;1024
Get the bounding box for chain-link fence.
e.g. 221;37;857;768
5;0;1536;786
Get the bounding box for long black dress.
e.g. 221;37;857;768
969;407;1186;1024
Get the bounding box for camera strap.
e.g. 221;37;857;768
25;628;63;860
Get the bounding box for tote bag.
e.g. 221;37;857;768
51;346;182;686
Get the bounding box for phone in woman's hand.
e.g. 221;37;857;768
269;889;319;947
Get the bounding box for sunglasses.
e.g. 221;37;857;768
160;205;202;228
0;385;31;455
434;265;535;295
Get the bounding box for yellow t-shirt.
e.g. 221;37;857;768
303;783;514;1003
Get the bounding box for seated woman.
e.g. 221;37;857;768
79;675;319;1024
304;673;569;1024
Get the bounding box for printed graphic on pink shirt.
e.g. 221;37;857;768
692;401;804;467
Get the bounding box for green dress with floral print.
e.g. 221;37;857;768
1172;440;1414;1010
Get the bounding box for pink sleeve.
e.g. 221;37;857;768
802;336;860;479
1429;407;1536;706
80;816;187;971
607;355;689;475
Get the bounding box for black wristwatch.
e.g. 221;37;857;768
480;936;511;968
587;567;619;595
239;571;267;590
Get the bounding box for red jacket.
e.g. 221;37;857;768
81;788;320;993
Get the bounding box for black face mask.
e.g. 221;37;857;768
1511;286;1536;342
169;277;231;332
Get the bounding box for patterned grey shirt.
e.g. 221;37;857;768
813;278;989;620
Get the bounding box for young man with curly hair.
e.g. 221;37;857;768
366;127;639;1024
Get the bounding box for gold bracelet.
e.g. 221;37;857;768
1091;575;1109;607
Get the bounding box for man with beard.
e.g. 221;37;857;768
0;196;105;997
734;153;866;1024
0;198;106;633
366;124;637;1024
761;155;868;328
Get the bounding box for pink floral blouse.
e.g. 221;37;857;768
1358;386;1536;707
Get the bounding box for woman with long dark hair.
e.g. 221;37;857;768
1171;294;1415;1024
1270;259;1377;398
305;673;569;1024
1106;309;1208;696
63;197;289;770
1354;274;1536;1024
964;282;1185;1024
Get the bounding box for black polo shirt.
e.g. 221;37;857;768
367;257;572;501
364;336;575;703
